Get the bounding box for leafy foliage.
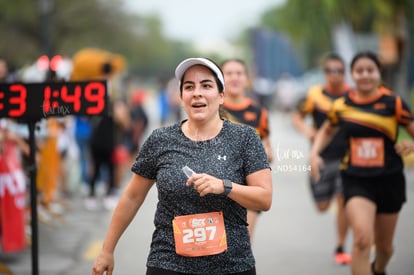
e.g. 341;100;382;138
0;0;196;78
259;0;414;69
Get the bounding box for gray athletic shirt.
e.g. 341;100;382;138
131;119;270;274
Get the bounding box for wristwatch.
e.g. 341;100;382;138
222;179;233;196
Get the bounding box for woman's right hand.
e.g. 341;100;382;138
395;140;414;156
309;154;324;182
92;250;114;275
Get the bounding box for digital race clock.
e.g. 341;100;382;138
0;80;108;121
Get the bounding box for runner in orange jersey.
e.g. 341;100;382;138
292;53;352;264
221;58;273;243
310;51;414;275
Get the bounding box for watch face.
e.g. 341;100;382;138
224;180;232;195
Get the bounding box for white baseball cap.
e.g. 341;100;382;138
175;57;225;91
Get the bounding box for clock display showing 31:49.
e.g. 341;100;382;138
0;80;109;121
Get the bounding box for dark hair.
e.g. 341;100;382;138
220;58;249;75
323;52;345;67
350;51;381;71
179;59;224;93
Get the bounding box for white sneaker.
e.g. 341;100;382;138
37;204;53;225
48;202;65;215
79;183;90;197
103;195;118;211
84;197;100;211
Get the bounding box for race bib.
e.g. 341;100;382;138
172;211;227;257
350;137;384;167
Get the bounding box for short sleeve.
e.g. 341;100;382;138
242;126;271;175
258;107;270;139
395;96;414;126
297;85;321;115
131;129;159;179
327;97;343;126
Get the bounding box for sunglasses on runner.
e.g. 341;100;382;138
324;68;345;75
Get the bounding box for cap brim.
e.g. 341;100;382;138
175;58;224;90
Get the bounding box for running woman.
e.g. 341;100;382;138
292;53;352;264
221;58;273;243
310;51;414;275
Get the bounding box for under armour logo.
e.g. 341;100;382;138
217;155;227;161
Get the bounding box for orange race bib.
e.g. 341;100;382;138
172;211;227;257
350;137;384;167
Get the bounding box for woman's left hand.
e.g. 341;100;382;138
186;173;225;196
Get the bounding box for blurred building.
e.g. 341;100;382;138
250;28;303;81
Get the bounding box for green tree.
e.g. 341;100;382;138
0;0;197;79
260;0;414;96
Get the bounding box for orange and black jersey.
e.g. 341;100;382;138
328;88;413;177
223;97;269;139
298;85;350;160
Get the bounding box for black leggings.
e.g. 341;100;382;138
88;147;115;197
146;267;256;275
